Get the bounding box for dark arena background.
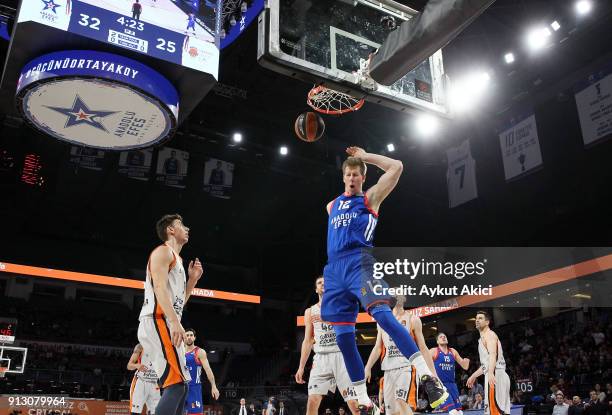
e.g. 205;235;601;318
0;0;611;414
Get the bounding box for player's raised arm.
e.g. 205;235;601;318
198;349;220;400
295;308;315;384
346;146;403;212
451;348;470;371
364;325;383;383
150;246;184;347
127;344;144;371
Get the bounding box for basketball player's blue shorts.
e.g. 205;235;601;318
185;384;203;414
321;249;391;324
440;382;462;411
187;22;195;30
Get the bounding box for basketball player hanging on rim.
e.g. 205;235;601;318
138;214;204;415
323;147;448;414
430;333;470;415
466;311;511;415
295;276;361;415
364;294;437;415
184;328;220;415
127;343;161;415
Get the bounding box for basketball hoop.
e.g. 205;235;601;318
307;86;365;115
306;58;379;115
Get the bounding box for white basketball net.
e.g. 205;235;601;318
307;86;365;115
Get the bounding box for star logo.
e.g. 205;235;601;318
41;0;61;13
46;96;118;132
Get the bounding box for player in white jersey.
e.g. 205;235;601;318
128;343;161;415
364;295;437;415
138;213;204;415
295;276;360;415
466;311;511;415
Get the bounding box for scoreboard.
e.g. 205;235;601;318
17;0;220;76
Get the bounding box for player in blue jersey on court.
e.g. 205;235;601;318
430;333;470;415
184;329;220;415
186;13;197;34
323;146;448;414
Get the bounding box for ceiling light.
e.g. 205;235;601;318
415;114;439;136
449;71;491;113
527;27;552;51
575;0;592;15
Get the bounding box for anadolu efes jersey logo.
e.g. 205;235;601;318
16;50;179;150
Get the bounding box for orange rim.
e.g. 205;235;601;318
307;85;365;115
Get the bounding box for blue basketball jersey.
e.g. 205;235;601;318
185;347;202;387
327;193;378;260
433;347;457;384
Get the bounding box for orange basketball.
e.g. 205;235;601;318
294;112;325;142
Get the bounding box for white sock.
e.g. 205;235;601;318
449;410;459;415
353;382;371;406
410;354;433;377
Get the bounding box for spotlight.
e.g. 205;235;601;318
280;146;288;155
526;27;552;51
504;52;515;64
230;16;237;26
415;114;439;137
551;20;561;31
448;71;491;113
387;143;395;152
575;0;592;15
232;133;242;143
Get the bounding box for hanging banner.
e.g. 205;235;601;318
446;140;477;208
203;157;234;199
156;147;189;189
118;149;154;181
69;146;105;171
498;113;543;180
575;66;612;146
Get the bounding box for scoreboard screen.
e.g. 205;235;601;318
17;0;220;76
0;319;16;343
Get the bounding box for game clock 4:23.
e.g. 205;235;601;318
68;2;182;64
